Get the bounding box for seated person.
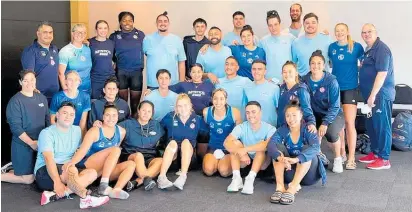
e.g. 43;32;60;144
224;101;276;195
202;88;242;177
88;77;130;128
2;70;49;184
267;100;327;205
157;94;208;190
34;101;109;208
65;102;135;199
50;71;90;137
118;100;165;191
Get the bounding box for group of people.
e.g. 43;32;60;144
2;3;395;208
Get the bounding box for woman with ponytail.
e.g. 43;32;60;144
328;23;364;170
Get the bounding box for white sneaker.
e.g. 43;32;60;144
1;162;13;173
241;176;254;195
157;175;174;189
173;174;187;190
227;176;243;192
79;195;109;209
332;157;344;173
40;191;58;206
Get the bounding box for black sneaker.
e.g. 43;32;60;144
125;180;143;192
143;177;156;191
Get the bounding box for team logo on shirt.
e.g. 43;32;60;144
398;124;404;128
53;50;57;53
290;95;297;100
319;87;325;93
192;118;196;123
247;58;253;64
225;123;231;127
50;59;55;66
338;54;345;60
117;34;122;39
119;110;124;114
38;103;44;107
332;49;336;55
40;51;46;56
80;56;86;61
173;120;178;126
133;35;138;39
78;103;82;106
242;52;247;57
99;141;105;147
149;131;157;135
190;123;195;129
209;122;214;128
217;128;223;134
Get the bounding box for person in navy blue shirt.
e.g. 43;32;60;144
109;11;145;116
267;100;326;205
2;70;49;185
277;61;316;130
118;100;165;192
64;103;134;200
183;18;210;79
202;88;242;177
328;23;364;170
89;20;115;99
88;76;130;129
21;21;59;102
358;24;395;170
302;50;345;173
229;25;266;80
157;94;208;190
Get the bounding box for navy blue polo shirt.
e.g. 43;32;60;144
21;40;59;99
160;111;209;147
89;37;115;83
109;28;145;72
359;37;395;101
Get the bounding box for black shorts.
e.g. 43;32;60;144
340;88;358;105
315;112;345;143
196;132;210;144
117;69;143;91
120;152;157;167
35;164;85;191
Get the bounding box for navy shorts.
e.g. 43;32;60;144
35;164;64;191
11;141;36;176
117;69;143;91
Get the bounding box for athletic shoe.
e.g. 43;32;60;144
79;195;109;209
40;191;73;206
143;177;156;191
173;175;187;190
157;175;173;189
366;158;391;170
227;176;243;192
1;162;13;174
125;180;137;192
359;152;377;164
175;169;182;176
332;157;344;173
241;176;254;195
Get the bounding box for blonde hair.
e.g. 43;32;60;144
174;93;193;115
65;70;81;83
335;23;354;53
71;23;86;32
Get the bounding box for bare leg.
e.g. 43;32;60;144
180;139;193;175
159;141;178;176
343;104;358;163
202;153;218;176
288;161;312;194
1;173;34;184
273;161;286;192
217;155;232;177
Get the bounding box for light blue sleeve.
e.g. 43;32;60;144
143;37;150;55
196;53;205;70
38;129;54;153
49;94;59;114
176;37;187;61
265;124;277;140
291;41;298;63
230;124;244;140
273;84;280;108
58;48;70;66
82;93;91;112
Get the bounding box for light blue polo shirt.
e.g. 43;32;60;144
144;89;178;121
215;75;252;117
196;46;232;78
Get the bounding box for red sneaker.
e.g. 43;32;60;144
366;158;391;170
358;153;377;163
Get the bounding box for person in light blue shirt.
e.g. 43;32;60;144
282;3;305;38
143;12;186;89
259;10;295;82
59;24;92;94
222;11;259;46
215;56;252;117
196;26;232;83
245;60;280;127
291;13;333;76
144;69;178;121
224;101;276;194
229;25;265;81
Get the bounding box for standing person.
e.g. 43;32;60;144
50;71;91;137
88;77;130;128
267;100;326;205
358;24;395;170
328;23;364;170
260;10;295;82
183;18;210;79
34;101;109;208
224;101;276;194
157;94;209;190
2;70;49;184
202;89;242;177
222;11;259;46
291;13;333;76
302;50;345;173
196;27;232;83
244;60;280;127
118;101;165;191
144;11;186;89
282;3;305;38
229;25;266;81
58;23;92;94
89;20;115;100
109;12;145;116
21;21;59;102
144;69;178;121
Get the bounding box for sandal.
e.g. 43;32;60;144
346;160;357;170
280;192;295;205
270;191;283;204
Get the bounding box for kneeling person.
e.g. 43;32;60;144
224;101;276;194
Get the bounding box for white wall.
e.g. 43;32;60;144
88;1;412;86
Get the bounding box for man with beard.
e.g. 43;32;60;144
143;11;186;89
222;11;259;46
183;18;210;79
21;21;60;103
283;4;328;38
196;27;232;84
